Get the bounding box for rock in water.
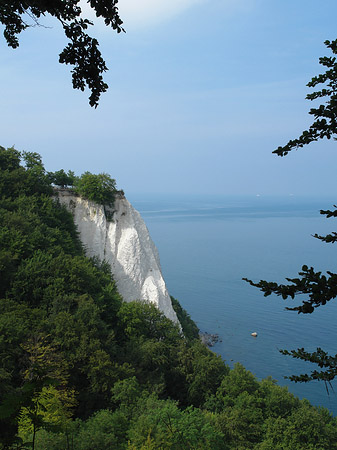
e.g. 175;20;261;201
200;332;219;347
57;190;179;324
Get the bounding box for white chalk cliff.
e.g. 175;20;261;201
57;190;179;324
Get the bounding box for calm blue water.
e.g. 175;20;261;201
129;194;337;414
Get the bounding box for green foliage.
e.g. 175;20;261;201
243;264;337;314
258;377;300;418
74;171;117;206
0;300;45;447
244;39;337;384
177;340;228;407
0;145;21;170
0;148;121;446
0;1;124;106
214;363;260;406
0;195;82;297
49;169;76;188
274;39;337;156
214;392;264;448
73;409;127;450
256;401;337;450
1;147;337;449
9;250;120;311
171;296;199;341
115;301;185;395
111;376;142;411
127;396;226;450
0;146;52;198
117;301;181;342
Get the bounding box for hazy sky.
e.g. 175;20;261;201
1;0;337;196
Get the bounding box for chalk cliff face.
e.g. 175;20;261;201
57;190;179;324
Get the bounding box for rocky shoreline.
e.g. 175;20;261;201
199;332;221;347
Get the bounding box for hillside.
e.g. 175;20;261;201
0;146;336;450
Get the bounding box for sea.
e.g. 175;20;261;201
129;193;337;415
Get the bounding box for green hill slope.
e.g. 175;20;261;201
1;146;336;450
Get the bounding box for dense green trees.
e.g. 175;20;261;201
0;147;123;446
170;296;199;342
1;146;337;449
1;1;124;106
48;167;118;207
73;171;117;207
27;365;337;450
49;170;76;188
244;39;337;385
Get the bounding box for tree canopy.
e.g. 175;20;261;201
73;171;117;206
244;39;337;386
2;145;336;449
0;1;124;107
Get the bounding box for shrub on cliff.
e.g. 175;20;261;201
74;171;117;206
49;169;76;188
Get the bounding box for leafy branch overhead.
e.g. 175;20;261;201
279;348;337;384
274;39;337;156
0;1;125;107
244;265;337;314
245;39;337;386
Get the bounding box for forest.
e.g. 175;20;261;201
1;145;337;450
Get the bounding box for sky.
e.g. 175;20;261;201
1;0;337;196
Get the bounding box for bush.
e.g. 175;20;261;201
74;172;117;206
